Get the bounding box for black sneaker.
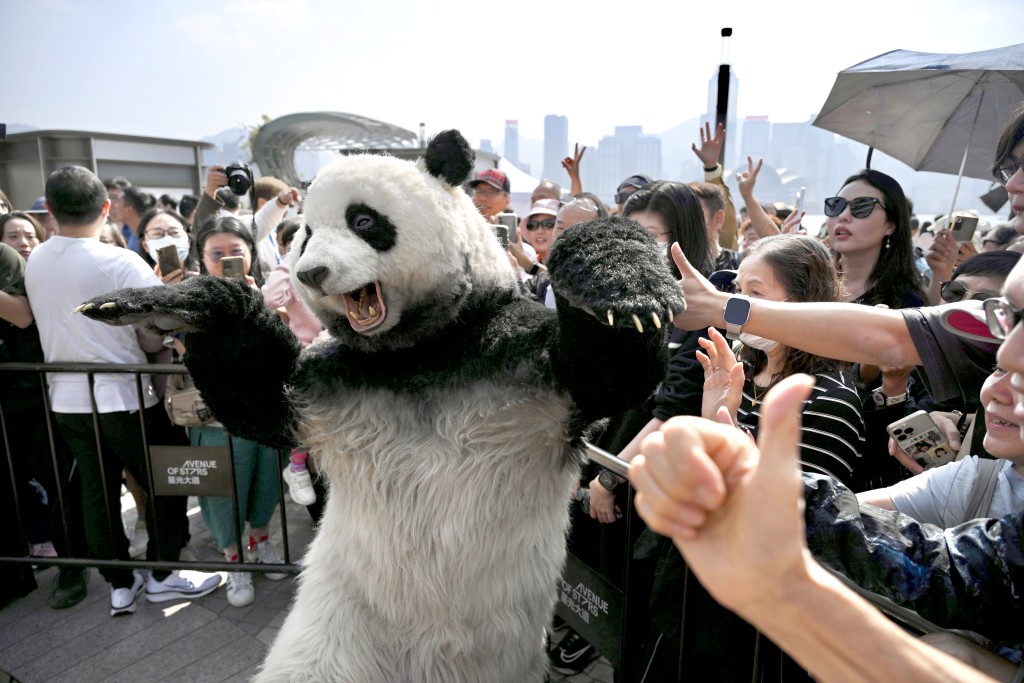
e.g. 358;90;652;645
549;630;597;674
48;567;88;609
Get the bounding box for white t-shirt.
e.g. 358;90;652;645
888;456;1024;527
25;236;163;413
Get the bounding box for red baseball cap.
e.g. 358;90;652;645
468;169;510;193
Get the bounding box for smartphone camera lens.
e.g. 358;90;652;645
897;434;906;441
905;427;915;435
893;428;903;436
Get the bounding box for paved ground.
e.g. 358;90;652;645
0;491;612;683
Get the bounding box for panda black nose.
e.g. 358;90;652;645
297;266;329;289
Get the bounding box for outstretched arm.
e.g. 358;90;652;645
77;275;302;448
670;245;922;368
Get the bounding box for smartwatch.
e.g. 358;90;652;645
723;295;751;340
527;262;541;276
597;470;619;492
871;390;908;407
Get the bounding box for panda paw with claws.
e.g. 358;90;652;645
545;215;684;332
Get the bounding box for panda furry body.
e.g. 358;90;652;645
79;130;684;682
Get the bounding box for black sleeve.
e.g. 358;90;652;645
651;327;712;421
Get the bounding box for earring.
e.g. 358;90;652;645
884;235;891;250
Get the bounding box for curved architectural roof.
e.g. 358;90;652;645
252;112;419;186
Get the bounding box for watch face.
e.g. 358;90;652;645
724;296;751;326
599;471;618;491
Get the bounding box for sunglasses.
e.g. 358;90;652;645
995;156;1023;186
526;219;556;231
939;280;994;303
823;196;885;219
983;297;1024;340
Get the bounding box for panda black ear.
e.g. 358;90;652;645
424;129;475;188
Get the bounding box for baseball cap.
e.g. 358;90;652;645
939;300;999;344
468;169;510;193
25;196;47;213
528;198;559;219
616;174;653;194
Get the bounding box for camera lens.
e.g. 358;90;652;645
904;427;914;434
892;428;903;436
897;434;906;441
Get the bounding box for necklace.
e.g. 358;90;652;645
750;378;773;407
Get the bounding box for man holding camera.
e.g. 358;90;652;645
194;164;300;274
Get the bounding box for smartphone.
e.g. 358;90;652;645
221;256;246;279
156;244;181;277
950;215;979;243
498;213;518;243
795;186;805;217
886;410;955;469
492;224;509;250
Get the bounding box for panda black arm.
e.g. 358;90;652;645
545;216;684;421
77;275;302;449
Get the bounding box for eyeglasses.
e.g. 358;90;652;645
473;186;502;199
823;196;885;219
983;297;1024;340
203;248;247;263
995;156;1023;185
145;227;185;239
940;280;995;303
526;219;556;231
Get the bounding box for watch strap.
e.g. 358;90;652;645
871;390;908;406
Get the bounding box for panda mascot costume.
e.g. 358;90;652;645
79;130;684;682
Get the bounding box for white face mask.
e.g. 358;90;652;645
739;332;780;352
146;234;190;263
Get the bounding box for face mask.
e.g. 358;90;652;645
146;234;190;263
739;332;780;352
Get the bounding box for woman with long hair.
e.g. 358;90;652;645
700;234;866;487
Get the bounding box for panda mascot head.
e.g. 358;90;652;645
287;129;518;352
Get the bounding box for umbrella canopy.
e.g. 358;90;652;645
813;43;1024;181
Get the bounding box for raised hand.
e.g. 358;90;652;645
561;143;586;180
692;122;726;169
737;156;763;200
696;327;745;424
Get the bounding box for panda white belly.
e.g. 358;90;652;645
255;380;580;683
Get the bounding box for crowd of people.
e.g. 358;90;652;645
1;103;1023;682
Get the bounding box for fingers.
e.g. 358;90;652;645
707;326;736;368
671;242;696;280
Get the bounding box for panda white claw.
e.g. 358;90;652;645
99;302;117;310
631;314;644;333
651;313;662;329
607;310;614;326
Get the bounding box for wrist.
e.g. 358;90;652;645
276;196;289;208
703;164;723;181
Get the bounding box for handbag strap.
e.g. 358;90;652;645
963;458;1003;521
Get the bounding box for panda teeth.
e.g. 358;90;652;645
368;305;377;317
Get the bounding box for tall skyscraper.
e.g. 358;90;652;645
593;126;662;203
503;120;520;168
543;115;568;182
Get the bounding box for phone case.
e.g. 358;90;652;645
157;245;181;275
950;216;978;243
887;410;955;469
221;256;245;279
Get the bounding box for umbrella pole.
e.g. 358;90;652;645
945;86;986;223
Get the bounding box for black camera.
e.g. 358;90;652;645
224;161;253;196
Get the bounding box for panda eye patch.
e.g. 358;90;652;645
299;224;313;258
345;203;396;252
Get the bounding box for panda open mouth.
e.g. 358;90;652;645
341;281;387;332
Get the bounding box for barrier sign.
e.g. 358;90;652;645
149;446;232;497
555;554;625;667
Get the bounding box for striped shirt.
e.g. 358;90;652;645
738;369;866;488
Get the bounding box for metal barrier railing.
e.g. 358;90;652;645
0;361;302;575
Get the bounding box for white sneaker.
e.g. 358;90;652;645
283;466;317;506
145;570;222;603
111;571;144;616
249;539;288;581
127;525;148;560
226;572;254;607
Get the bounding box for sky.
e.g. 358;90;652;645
2;0;1022;150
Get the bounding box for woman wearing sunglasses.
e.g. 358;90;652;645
825;170;925;309
935;251;1022;307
